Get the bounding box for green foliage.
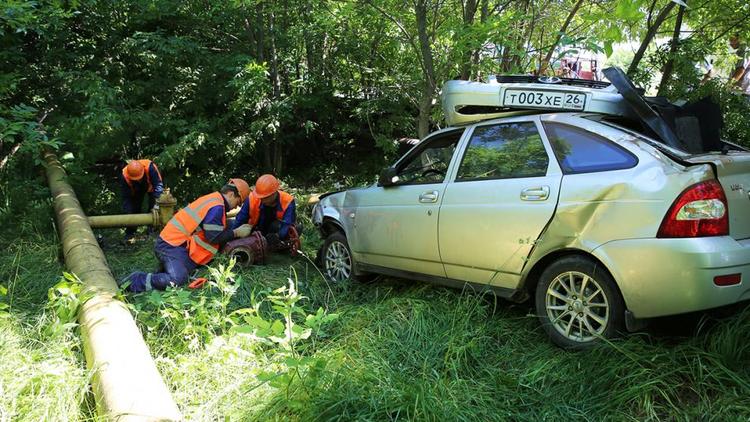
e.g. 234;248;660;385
0;235;92;421
45;272;89;336
2;0;746;223
0;284;8;315
130;259;242;353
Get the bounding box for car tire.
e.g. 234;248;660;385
535;255;624;349
321;231;370;283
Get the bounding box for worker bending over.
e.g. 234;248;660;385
232;174;297;248
120;179;253;292
120;159;164;242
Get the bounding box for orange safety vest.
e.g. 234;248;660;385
122;159;162;194
160;192;226;265
248;191;294;226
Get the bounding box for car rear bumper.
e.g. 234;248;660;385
592;237;750;318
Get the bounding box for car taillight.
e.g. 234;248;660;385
657;180;729;238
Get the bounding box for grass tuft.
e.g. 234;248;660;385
0;235;93;421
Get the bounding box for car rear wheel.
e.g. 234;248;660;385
535;256;624;349
321;231;370;282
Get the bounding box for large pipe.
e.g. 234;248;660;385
43;151;182;421
89;213;154;228
88;189;177;229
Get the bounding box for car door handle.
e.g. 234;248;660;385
521;186;550;201
419;191;439;203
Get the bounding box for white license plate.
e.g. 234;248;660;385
502;89;586;111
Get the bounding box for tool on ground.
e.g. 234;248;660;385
188;277;208;289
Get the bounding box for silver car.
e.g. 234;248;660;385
312;73;750;348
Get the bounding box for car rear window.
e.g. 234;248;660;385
543;122;638;174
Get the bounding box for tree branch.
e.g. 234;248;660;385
538;0;586;75
627;1;677;76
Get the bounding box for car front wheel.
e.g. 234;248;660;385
321;231;366;282
535;256;624;349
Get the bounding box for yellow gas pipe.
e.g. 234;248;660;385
43;151;182;421
88;189;177;229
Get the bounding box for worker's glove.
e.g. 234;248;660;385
265;232;280;248
233;224;252;238
153;203;160;210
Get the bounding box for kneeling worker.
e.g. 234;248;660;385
120;179;253;292
232;174;296;248
121;159;164;242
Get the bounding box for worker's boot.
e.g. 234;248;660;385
118;272;152;293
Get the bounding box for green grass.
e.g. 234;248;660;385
3;223;750;421
0;235;94;421
100;226;750;421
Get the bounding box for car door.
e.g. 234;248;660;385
350;129;465;277
437;117;563;288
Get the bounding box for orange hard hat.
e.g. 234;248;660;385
253;174;280;199
126;160;145;180
228;178;250;202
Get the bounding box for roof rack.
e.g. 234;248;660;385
494;75;611;89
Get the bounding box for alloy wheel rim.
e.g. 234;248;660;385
324;240;352;282
545;271;609;342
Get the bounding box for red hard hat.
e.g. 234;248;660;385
228;178;251;202
126;160;145;180
253;174;280;199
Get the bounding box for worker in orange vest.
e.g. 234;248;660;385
120;159;164;242
119;179;253;292
232;174;297;248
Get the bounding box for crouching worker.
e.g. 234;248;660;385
232;174;298;249
121;159;164;242
120;179;253;292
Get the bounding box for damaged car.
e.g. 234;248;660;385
312;68;750;348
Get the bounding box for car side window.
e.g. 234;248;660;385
396;131;462;184
456;122;549;181
543;122;638;174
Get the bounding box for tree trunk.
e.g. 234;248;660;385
657;3;685;95
273;143;283;175
0;143;21;171
459;0;478;80
538;0;585;75
418;84;432;139
263;141;272;171
263;9;282;173
627;1;677;77
503;0;529;73
416;0;437;138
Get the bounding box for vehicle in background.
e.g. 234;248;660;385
559;57;601;81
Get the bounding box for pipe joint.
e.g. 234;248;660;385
156;188;177;227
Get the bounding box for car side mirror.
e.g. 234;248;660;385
378;167;399;187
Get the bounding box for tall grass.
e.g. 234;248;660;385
0;236;93;421
104;230;750;421
3;226;750;421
